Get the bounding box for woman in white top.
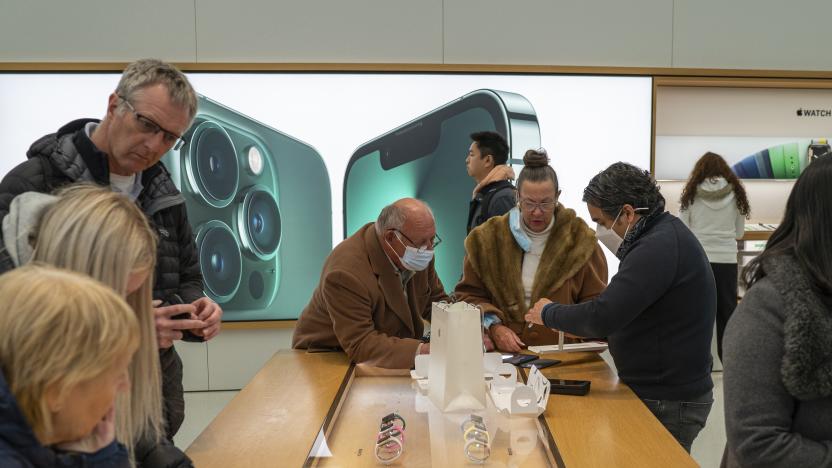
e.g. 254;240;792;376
679;152;750;362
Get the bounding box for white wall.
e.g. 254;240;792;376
1;0;831;70
179;328;293;391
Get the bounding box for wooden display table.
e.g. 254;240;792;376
535;352;697;467
186;350;697;467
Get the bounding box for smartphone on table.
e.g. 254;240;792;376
502;353;538;366
548;379;591;396
519;358;561;369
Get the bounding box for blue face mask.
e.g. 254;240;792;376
391;232;434;272
509;207;532;253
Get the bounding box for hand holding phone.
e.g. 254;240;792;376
152;296;205;347
166;294;190;320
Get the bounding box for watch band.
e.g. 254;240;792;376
463;425;490;445
464;432;491;463
461;414;491;463
380;412;406;431
460;414;486;433
379;423;405;440
783;142;800;178
375;430;404;464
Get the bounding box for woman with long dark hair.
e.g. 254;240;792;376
721;155;832;467
679;152;750;362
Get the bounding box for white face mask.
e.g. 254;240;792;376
596;222;623;255
391;232;434;272
596;207;646;256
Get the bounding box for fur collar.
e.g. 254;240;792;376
464;204;597;322
765;255;832;400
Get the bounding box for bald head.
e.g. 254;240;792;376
375;198;435;235
376;198;437;270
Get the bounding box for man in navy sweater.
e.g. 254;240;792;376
526;162;716;453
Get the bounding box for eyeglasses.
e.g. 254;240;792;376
519;198;556;212
395;230;442;250
119;96;187;151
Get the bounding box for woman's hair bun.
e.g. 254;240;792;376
523;149;549;168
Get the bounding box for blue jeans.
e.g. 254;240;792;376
641;390;713;453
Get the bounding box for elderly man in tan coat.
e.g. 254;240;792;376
293;198;449;369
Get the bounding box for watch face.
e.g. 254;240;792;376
809;143;831;162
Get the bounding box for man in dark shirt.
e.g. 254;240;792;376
465;131;515;233
526;162;716;453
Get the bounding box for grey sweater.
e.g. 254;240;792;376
722;255;832;467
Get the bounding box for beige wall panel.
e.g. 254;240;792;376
205;327;294;390
674;0;832;71
195;0;443;62
444;0;672;66
0;0;196;62
178;341;210;391
657;86;832;136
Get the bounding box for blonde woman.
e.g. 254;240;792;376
0;264;138;466
4;185;199;466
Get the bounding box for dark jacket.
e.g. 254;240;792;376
0;370;130;468
466;180;515;233
721;255;832;468
542;212;715;401
0;119;199;464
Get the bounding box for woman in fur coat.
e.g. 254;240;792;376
455;149;608;352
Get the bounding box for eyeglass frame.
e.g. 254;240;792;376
117;95;187;151
393;229;442;251
517;197;558;213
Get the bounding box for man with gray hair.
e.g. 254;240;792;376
293;198;449;369
0;59;221;465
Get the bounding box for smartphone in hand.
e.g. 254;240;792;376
166;294;190;320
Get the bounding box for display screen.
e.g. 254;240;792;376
0;73;653;319
346;106;499;287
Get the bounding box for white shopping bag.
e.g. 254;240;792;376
428;301;486;412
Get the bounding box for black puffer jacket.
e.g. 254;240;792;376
0;119;200;466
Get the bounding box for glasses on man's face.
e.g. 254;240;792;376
519;198;556;213
395;230;442;250
119;96;187;151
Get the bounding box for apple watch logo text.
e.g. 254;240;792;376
796;108;832;117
